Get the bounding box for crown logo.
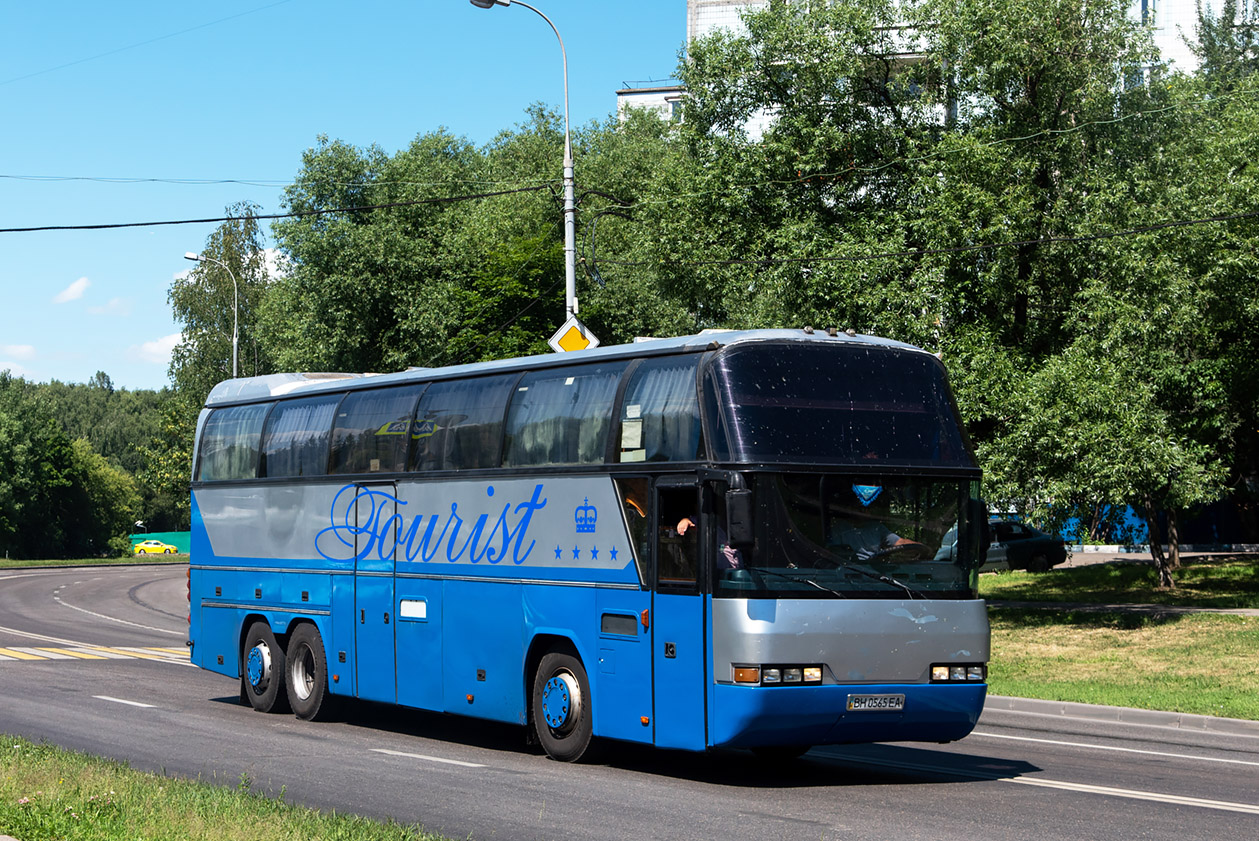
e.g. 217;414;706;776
575;497;597;533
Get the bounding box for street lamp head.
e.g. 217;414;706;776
470;0;510;8
184;252;202;262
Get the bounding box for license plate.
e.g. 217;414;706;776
846;693;905;712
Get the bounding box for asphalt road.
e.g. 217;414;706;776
2;564;1257;841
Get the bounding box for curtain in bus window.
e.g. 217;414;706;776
411;374;516;471
503;362;628;467
197;403;270;481
618;355;703;463
330;385;424;475
261;395;340;478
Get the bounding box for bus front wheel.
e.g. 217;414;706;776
532;652;595;762
242;621;289;714
286;623;337;721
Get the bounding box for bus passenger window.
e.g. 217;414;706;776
411;374;516;471
196;403;270;481
503;362;628;466
330;385;424;474
618;356;703;463
260;394;340;478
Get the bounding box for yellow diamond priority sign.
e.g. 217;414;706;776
548;316;600;353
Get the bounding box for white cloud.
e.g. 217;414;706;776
88;297;133;316
133;332;182;365
1;344;36;360
0;361;34;378
172;268;192;282
53;276;91;304
262;248;287;279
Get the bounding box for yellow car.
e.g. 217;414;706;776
134;539;178;555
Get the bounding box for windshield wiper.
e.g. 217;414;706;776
817;555;927;599
748;567;848;599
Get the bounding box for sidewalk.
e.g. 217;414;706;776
985;694;1259;738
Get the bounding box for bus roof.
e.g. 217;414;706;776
203;328;931;407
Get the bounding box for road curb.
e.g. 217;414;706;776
985;694;1259;737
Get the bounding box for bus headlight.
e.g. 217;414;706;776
931;663;986;682
735;665;825;686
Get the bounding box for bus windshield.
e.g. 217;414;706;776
715;473;980;599
706;343;974;467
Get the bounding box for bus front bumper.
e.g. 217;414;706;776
710;682;987;748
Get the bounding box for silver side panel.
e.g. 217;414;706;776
711;598;989;684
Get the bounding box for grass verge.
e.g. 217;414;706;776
0;736;445;841
988;608;1259;719
979;553;1259;609
0;556;185;570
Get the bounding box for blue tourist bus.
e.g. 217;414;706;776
187;329;989;761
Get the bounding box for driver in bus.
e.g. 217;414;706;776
828;493;921;562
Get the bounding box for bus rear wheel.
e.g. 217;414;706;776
286;623;337;721
532;652;595;762
242;621;289;714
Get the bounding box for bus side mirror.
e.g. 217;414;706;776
969;498;991;560
726;489;754;545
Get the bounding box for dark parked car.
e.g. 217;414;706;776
982;519;1068;572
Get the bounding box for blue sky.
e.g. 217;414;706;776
0;0;686;391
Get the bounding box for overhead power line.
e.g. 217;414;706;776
0;185;554;234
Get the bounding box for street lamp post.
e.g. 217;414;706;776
470;0;578;321
184;251;239;379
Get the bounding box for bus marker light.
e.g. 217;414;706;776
467;694;475;704
734;667;760;684
803;667;822;683
641;716;650;726
333;674;339;683
762;668;781;684
641;609;649;629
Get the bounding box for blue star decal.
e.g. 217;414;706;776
572;545;581;560
590;546;599;560
554;545;562;560
610;546;619;561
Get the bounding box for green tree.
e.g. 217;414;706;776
169;202;274;401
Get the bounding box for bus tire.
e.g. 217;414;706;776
242;621;289;714
532;652;595;762
286;623;337;721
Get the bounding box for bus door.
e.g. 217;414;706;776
354;481;397;703
651;480;707;750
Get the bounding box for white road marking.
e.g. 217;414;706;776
1003;776;1259;815
822;751;1259;815
971;730;1259;768
52;591;183;636
371;748;485;768
93;695;155;709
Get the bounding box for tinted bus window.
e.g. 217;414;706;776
504;362;629;467
261;394;341;478
412;374;515;471
618;355;703;463
196;403;270;481
706;344;973;467
330;385;424;475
